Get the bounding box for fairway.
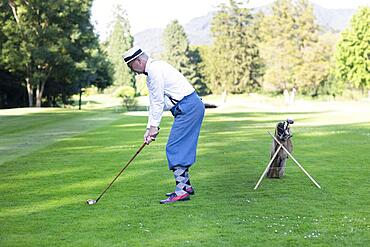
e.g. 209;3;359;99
0;99;369;246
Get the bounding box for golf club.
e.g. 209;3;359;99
86;142;147;205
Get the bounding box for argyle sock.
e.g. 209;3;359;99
184;168;192;190
173;166;188;196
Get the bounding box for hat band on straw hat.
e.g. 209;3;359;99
124;49;143;63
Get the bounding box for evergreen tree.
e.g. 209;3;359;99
186;46;210;95
210;0;261;95
162;20;189;69
105;5;135;91
197;45;216;94
162;20;209;95
335;7;370;93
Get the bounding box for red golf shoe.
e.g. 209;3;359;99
165;187;194;197
160;193;190;204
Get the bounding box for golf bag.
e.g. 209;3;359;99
266;120;293;178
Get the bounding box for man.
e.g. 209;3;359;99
123;46;205;204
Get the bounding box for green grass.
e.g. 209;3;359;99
0;101;369;246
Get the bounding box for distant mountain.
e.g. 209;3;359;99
133;13;214;58
312;4;357;32
184;12;214;46
133;12;214;58
134;3;357;56
133;28;163;58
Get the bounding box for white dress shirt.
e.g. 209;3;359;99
145;58;195;128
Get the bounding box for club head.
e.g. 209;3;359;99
86;199;97;205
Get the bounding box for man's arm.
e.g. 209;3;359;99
145;64;165;144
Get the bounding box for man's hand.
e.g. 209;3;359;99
144;126;160;144
143;128;150;143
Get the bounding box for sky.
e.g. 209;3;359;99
91;0;370;40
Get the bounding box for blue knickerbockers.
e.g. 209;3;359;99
166;91;205;170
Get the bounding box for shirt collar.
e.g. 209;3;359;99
144;57;153;75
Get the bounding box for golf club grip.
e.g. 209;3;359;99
96;142;146;202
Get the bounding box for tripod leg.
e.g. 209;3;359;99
254;144;282;190
267;132;321;189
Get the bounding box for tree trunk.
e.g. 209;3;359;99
36;83;41;107
8;0;20;24
221;89;227;104
36;81;47;107
26;78;33;107
35;67;52;107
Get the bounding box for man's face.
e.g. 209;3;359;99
128;58;145;74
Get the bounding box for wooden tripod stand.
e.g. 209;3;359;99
254;131;321;190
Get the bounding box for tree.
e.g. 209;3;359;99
162;20;189;69
0;0;110;107
258;0;301;91
0;68;26;108
0;2;26;108
258;0;334;96
42;45;113;107
335;7;370;93
197;45;216;94
186;47;210;96
105;4;135;91
294;0;319;49
292;0;335;96
162;20;209;95
210;0;261;95
294;33;337;96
